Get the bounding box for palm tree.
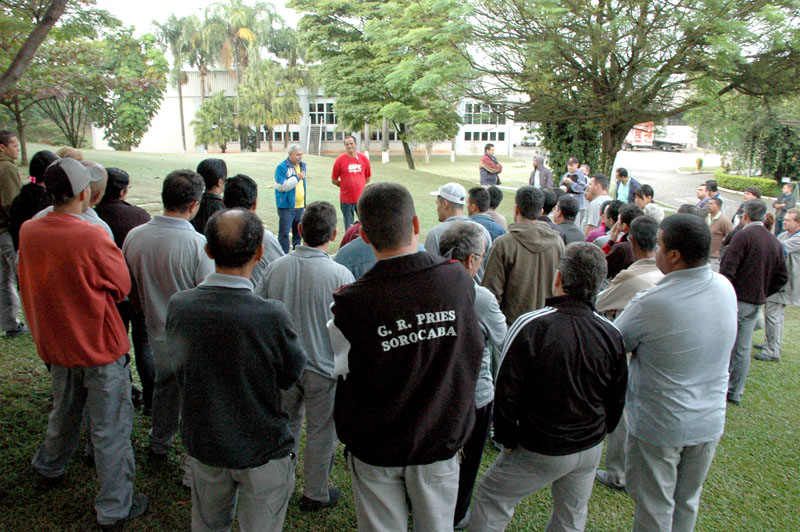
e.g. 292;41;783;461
182;14;219;103
191;91;236;152
154;14;189;152
236;57;280;151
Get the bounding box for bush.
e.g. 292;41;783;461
713;169;782;197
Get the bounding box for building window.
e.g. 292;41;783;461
489;132;497;141
498;132;505;141
463;102;506;125
465;131;472;141
274;131;283;141
325;131;334;141
292;132;300;141
481;131;488;141
309;102;337;125
335;131;344;141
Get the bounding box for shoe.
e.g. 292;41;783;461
454;509;470;530
36;472;64;489
5;323;28;338
299;486;341;512
148;448;168;462
98;493;148;530
754;353;780;362
727;396;741;406
131;386;143;408
595;470;625;491
752;343;764;350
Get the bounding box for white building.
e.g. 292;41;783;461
92;70;531;157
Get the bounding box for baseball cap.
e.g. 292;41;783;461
44;157;102;202
568;157;580;164
430;182;467;205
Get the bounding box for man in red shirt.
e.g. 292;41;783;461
331;135;371;230
18;158;147;529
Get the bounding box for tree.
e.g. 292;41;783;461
290;0;472;169
154;14;190;152
94;29;168;151
191;91;237;152
0;0;68;95
236;57;280;151
182;14;220;103
270;27;312;149
465;0;800;175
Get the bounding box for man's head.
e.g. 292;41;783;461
300;201;337;247
467;187;490;215
515;186;545;221
162;169;204;215
619;203;644;231
82;161;108;207
696;183;709;201
554;195;579;223
55;146;83;160
657;214;711;273
197;158;227;192
488;185;503;209
555;243;607;302
615;167;629;184
0;130;20;161
29;150;59;186
743;187;761;202
288;144;304;166
542;188;557;216
358;182;417;252
532;156;539;169
743;198;767;224
439;221;486;278
223;174;258;210
605;200;624;226
708;197;723;215
585;173;609;201
634;184;654;208
44;157;100;207
628;215;659;256
784;208;800;233
567;156;579;173
677;204;703;218
782;183;794;195
103;167;130;202
344;135;357;157
431;182;467;221
205;209;264;269
705;179;718;194
484;143;494;156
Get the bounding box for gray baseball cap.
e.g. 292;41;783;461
44;157;102;202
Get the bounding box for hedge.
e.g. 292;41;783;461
713;169;782;198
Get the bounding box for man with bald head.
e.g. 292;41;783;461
168;209;305;532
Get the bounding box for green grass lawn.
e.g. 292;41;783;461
1;146;798;530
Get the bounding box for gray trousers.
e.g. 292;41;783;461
348;453;459;532
150;344;180;454
728;301;760;402
469;443;602;532
763;300;786;359
0;231;20;331
189;454;296;532
32;355;135;526
282;369;338;502
626;435;718;532
603;415;628;486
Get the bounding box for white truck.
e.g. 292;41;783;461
622;122;697;151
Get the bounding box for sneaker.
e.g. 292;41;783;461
148;448;168;462
754;352;780;362
131;386;143;408
727;396;741;406
595;470;625;491
5;323;28;338
299;486;341;512
98;493;148;530
36;472;64;489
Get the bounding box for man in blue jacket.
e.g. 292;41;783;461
275;144;307;253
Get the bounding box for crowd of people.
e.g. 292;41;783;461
0;128;797;531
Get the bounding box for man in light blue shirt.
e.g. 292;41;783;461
615;214;737;532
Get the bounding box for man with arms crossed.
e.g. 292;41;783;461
615;214;738;531
328;183;484;532
331;135;371;230
275;144;307;253
168;209;305;532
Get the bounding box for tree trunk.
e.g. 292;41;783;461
363;122;370;156
177;76;186;152
599;125;628;177
402;142;415;170
0;0;69;95
268;127;273;152
425;141;433;164
284;123;290;149
14;97;28;167
382;117;390;163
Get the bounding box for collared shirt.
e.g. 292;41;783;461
34;205;114;241
425;215;492;282
707;210;722;226
616;181;629;203
615;265;737;446
201;272;254;291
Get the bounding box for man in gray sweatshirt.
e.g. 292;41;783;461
255;201;355;511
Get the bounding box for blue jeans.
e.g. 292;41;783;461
278;207;303;254
341;203;358;230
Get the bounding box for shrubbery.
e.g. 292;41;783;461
713;169;782;197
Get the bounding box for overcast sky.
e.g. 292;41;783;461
94;0;302;37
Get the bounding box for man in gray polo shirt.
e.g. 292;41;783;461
255;201;354;512
615;214;737;532
123;169;214;459
425;182;491;282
